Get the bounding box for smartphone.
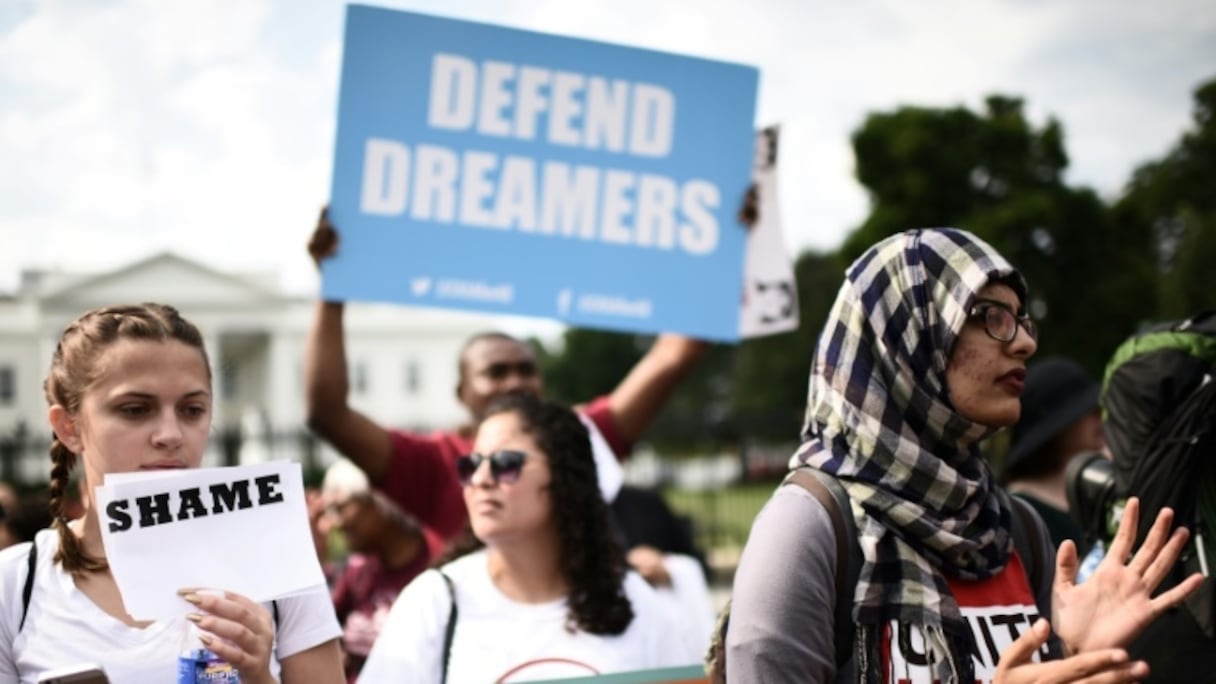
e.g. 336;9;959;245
36;663;111;684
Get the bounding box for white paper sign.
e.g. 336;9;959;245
739;125;800;338
94;461;326;620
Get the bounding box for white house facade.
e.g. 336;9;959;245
0;253;503;484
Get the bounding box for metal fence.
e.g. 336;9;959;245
0;426;789;583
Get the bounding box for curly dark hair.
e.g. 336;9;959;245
44;303;209;574
439;392;634;635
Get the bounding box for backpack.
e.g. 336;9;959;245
1101;311;1216;547
1085;311;1216;638
704;467;1046;682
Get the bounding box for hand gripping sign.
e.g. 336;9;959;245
95;461;326;620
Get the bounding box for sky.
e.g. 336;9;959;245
1;0;1213;302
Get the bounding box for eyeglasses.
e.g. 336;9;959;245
456;450;528;486
969;300;1038;342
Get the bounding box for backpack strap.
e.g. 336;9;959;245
438;570;457;683
19;539;37;632
1006;492;1045;591
784;467;861;668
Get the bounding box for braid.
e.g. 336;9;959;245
43;302;209;574
48;438;106;573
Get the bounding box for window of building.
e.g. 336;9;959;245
0;366;14;405
405;360;421;395
220;363;238;401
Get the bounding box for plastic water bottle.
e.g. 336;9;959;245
1076;540;1105;583
177;620;240;683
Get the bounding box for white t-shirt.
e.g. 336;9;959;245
0;529;341;684
359;549;690;683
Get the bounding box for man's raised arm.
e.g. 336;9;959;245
303;213;394;482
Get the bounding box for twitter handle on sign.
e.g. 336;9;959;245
410;276;515;304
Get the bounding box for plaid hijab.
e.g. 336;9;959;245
792;228;1023;678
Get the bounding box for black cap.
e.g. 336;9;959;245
1006;356;1099;474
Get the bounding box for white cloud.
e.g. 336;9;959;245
0;0;1211;297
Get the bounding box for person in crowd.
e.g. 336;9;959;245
304;210;705;561
0;303;344;683
0;484;15;523
0;490;51;550
306;485;339;584
322;458;444;682
358;393;691;682
611;483;710;584
611;483;717;660
725;228;1202;682
1090;311;1216;682
1003;356;1105;552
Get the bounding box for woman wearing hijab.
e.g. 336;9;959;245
725;228;1201;682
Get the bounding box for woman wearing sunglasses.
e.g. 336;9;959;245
357;393;687;682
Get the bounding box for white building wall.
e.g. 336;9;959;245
0;254;517;483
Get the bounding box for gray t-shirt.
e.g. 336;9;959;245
725;483;1055;682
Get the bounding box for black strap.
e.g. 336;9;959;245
439;570;457;683
784;468;860;667
1007;492;1044;590
19;539;37;631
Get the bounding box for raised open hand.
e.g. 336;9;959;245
995;618;1147;683
1051;497;1204;655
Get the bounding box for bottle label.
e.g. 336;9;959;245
177;648;241;683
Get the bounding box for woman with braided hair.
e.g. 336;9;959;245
725;228;1203;683
0;303;343;683
359;392;688;682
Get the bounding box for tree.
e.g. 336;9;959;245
729;249;847;442
843;96;1157;374
1115;77;1216;320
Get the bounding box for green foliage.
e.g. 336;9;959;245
1116;77;1216;320
844;95;1158;374
536;76;1216;460
729;249;848;441
533;329;644;406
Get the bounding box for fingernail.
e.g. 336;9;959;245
180;593;201;605
186;613;203;623
198;633;213;646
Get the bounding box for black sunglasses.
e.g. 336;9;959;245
481;360;538;381
456;450;528;486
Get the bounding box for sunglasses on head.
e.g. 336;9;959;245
456;450;528;486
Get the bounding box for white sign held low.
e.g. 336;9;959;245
94;461;325;620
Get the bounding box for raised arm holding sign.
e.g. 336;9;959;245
305;212;705;543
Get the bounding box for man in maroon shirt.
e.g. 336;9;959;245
321;458;444;681
304;213;707;547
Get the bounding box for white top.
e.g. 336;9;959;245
359;549;690;683
0;529;341;684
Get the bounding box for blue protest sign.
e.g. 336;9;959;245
326;5;758;341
